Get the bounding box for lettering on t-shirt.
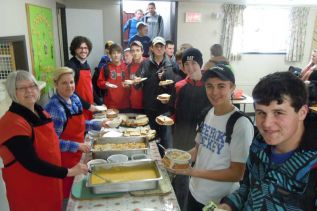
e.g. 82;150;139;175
201;123;225;154
110;70;125;80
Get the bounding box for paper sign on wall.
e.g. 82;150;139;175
185;12;202;23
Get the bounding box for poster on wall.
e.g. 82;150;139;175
26;4;56;92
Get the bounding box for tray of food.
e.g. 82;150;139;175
86;159;163;194
118;113;149;127
91;136;149;159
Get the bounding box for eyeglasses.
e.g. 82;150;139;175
16;84;37;92
78;47;89;50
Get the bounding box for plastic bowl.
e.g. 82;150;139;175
107;154;129;163
131;154;148;160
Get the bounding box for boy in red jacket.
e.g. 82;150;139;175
97;43;129;111
127;41;146;113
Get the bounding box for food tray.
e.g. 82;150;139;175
86;159;162;194
91;136;149;159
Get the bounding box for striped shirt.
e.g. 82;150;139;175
45;93;100;152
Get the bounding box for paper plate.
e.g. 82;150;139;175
159;80;174;86
155;116;174;126
95;105;107;111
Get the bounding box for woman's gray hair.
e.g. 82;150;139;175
5;70;39;103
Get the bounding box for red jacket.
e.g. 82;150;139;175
127;61;144;109
97;62;129;109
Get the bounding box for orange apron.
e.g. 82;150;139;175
76;68;93;120
1;112;63;211
59;100;85;198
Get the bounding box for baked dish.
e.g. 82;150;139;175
119;114;149;127
106;109;119;118
122;127;156;140
93;142;147;151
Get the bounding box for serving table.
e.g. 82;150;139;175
66;141;180;211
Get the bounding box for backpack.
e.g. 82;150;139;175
197;106;257;144
92;64;110;103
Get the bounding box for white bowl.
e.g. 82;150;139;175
87;159;107;167
107;154;129;163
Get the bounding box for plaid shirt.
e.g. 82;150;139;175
45;93;100;152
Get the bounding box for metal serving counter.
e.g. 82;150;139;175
66;142;180;211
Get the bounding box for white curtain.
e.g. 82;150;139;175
285;7;310;62
221;4;246;61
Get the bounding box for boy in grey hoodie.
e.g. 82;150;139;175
142;2;164;39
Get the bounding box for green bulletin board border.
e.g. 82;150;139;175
26;3;56;92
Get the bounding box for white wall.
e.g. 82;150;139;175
0;0;65;71
66;9;104;69
177;2;317;96
65;0;121;44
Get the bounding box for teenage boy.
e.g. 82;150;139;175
219;72;317;211
97;43;129;111
202;44;229;72
66;36;96;119
123;48;133;65
127;41;145;113
123;9;144;40
172;48;211;210
165;40;176;63
135;36;177;153
128;22;151;58
142;2;164;39
169;65;254;210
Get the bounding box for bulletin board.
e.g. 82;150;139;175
26;4;56;92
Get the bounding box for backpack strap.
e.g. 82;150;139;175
225;111;254;144
158;15;162;33
196;106;213;133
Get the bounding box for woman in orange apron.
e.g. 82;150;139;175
45;67;109;198
0;71;88;211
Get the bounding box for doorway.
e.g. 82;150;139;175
121;1;178;49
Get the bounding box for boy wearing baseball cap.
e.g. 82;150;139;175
135;36;178;155
128;22;151;58
169;64;253;210
172;48;211;210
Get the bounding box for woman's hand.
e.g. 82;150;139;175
100;119;111;128
78;143;90;153
89;104;97;112
67;163;88;177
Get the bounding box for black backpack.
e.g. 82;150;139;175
197;106;257;144
92;64;111;105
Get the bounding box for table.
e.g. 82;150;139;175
66;142;180;211
232;94;254;112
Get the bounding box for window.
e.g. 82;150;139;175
242;6;290;54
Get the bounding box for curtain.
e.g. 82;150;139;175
221;4;246;61
285;7;310;62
